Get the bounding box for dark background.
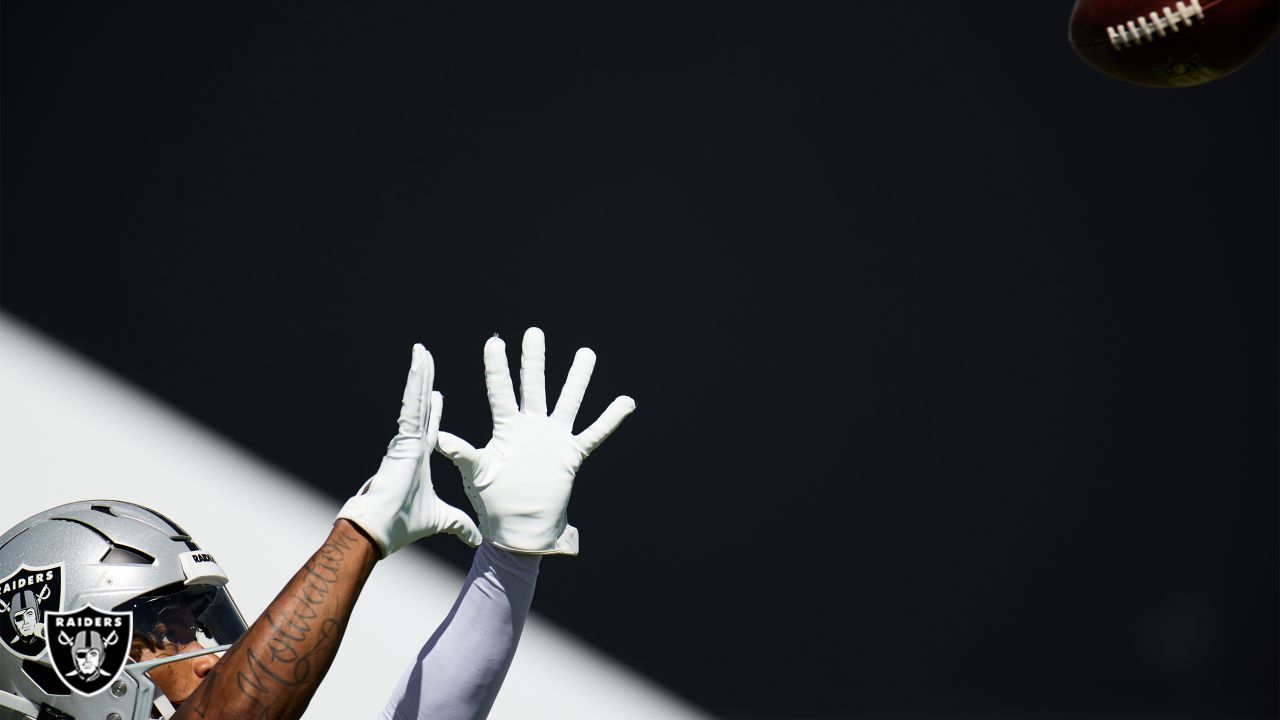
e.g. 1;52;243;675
3;4;1276;718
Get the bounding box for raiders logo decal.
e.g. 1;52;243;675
46;606;133;696
0;562;64;660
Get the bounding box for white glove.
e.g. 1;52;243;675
338;344;482;557
437;327;635;556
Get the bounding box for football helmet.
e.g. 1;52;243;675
0;501;247;719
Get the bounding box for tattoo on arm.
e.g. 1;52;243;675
236;534;348;712
176;524;377;720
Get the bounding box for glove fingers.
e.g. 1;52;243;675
576;395;636;455
484;336;519;422
550;347;596;430
440;503;483;547
425;391;443;449
418;349;434;432
520;327;548;416
436;431;480;469
397;344;433;436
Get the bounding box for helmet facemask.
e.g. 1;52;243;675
117;583;247;718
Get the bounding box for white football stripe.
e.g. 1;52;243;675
0;312;710;720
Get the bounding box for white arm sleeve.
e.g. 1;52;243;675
377;540;541;720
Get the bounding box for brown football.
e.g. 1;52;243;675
1068;0;1279;87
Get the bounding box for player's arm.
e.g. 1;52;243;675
378;328;634;720
376;541;539;720
174;344;480;720
174;519;378;719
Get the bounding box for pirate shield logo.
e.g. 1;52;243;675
0;562;64;660
46;606;132;696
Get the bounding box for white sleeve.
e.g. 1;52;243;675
376;540;540;720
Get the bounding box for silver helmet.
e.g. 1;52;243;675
0;501;247;719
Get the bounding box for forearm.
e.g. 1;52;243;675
378;541;540;720
176;520;378;720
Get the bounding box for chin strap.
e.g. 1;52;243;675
153;693;176;719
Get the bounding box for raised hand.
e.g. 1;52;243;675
337;344;482;557
437;327;635;555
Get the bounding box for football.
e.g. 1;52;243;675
1068;0;1279;87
